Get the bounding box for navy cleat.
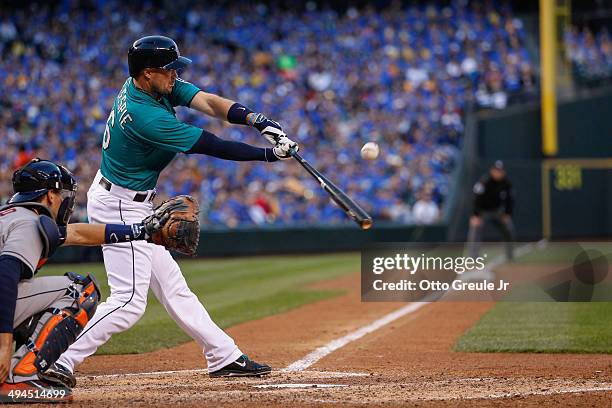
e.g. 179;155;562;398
40;362;77;388
209;354;272;378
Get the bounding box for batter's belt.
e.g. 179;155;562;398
98;176;156;202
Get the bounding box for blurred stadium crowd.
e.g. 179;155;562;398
565;25;612;88
0;0;538;227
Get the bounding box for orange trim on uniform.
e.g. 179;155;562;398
36;257;48;270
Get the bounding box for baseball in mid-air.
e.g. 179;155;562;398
360;142;380;160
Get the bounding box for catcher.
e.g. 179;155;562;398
0;158;198;403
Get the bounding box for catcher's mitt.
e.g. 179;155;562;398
143;195;200;256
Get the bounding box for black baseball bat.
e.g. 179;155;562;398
291;151;373;230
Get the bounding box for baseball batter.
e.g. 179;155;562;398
0;158;185;403
47;35;299;385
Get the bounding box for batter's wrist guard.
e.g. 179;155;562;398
104;223;147;244
227;102;254;125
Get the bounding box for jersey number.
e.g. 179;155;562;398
102;109;116;150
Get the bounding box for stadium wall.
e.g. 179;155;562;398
450;89;612;241
478;90;612;159
50;224;448;262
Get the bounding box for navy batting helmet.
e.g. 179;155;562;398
9;158;78;225
128;35;192;78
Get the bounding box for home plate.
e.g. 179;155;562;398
255;383;349;389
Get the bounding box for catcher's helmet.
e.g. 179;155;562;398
9;158;78;225
128;35;192;77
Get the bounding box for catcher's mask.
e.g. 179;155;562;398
56;187;77;226
9;158;78;226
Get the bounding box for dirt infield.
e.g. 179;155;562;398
65;273;611;407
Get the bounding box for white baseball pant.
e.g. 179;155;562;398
56;171;242;372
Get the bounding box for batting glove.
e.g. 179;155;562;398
272;136;299;160
251;113;286;145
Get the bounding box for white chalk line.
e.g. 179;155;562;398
78;369;367;380
282;301;428;372
480;385;612;399
283;242;545;373
255;383;612;400
306;385;612;404
254;384;348;389
80;368;208;379
306;371;368;377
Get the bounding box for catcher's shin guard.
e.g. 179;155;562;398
12;274;100;378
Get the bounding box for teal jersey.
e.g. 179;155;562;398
100;77;202;190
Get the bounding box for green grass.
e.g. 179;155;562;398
454;302;612;354
38;253;358;354
516;243;612;263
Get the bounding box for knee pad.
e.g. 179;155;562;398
66;272;101;321
13;273;101;377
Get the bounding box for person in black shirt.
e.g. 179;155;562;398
468;160;515;260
